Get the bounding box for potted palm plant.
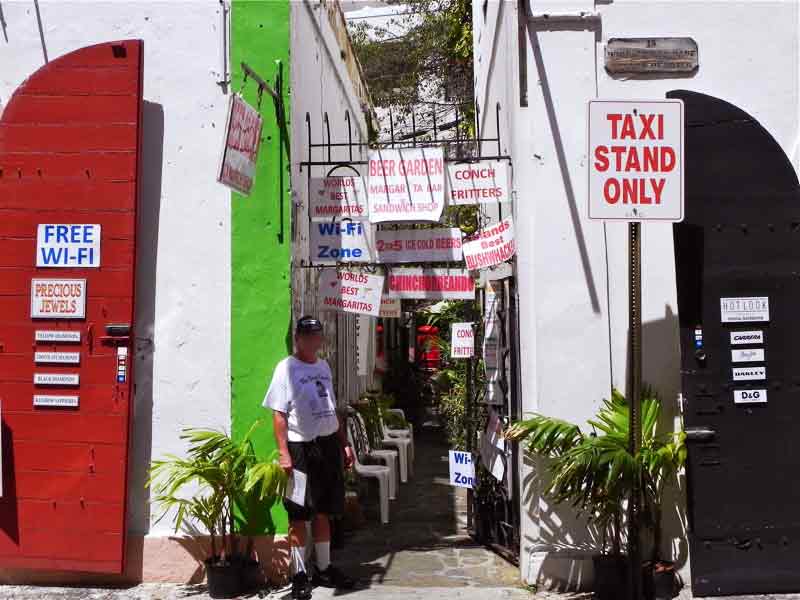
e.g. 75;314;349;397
148;421;287;598
505;388;685;600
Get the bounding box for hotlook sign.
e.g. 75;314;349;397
309;176;368;220
588;99;684;221
462;216;516;270
319;268;384;317
446;160;510;205
31;279;86;319
375;227;462;263
387;267;474;300
37;224;101;268
218;94;263;196
450;322;474;358
367;147;445;222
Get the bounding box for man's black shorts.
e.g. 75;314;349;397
284;432;345;521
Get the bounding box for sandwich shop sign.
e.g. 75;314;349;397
588;99;683;221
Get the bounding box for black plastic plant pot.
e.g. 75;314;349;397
205;559;243;599
592;555;628;600
240;558;263;594
643;562;682;600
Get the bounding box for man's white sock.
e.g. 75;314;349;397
291;545;306;575
315;541;331;572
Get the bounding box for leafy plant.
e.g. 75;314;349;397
505;388;685;559
147;421;288;564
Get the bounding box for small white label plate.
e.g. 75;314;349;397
34;352;80;365
33;395;79;408
730;330;764;345
35;330;81;343
732;348;765;363
732;366;766;381
33;373;79;386
721;297;769;323
734;389;767;404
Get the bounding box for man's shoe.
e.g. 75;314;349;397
291;571;313;600
313;565;356;589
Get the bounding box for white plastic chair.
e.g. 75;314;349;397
380;411;414;479
347;418;390;524
350;412;398;499
383;408;415;469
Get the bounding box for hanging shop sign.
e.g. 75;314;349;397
36;224;101;268
462;216;516;271
387;267;474;300
587;99;684;221
310;220;374;263
375;227;463;263
367;147;445;222
31;279;86;319
480;410;505;481
483;284;503;406
309;176;369;220
605;38;699;75
450;322;474;358
217;93;263;196
448;450;475;489
721;297;769;323
379;296;402;319
446;160;511;205
319;268;384;317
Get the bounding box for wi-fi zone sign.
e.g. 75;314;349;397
588;99;684;222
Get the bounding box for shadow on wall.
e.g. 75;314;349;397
520;305;688;590
127;100;164;550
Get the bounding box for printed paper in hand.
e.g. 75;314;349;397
285;470;307;506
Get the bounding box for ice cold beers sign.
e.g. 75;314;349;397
588;100;684;221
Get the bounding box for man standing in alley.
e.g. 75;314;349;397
263;316;356;600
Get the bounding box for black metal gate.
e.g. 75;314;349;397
672;90;800;596
471;276;521;564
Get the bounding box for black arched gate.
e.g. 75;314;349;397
672;90;800;595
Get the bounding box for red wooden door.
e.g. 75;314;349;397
0;40;142;574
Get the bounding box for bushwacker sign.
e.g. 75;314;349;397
462;216;516;270
367;148;445;222
588;99;684;221
218;94;263;196
318;269;384;317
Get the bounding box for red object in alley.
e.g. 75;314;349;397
0;40;142;574
416;325;441;371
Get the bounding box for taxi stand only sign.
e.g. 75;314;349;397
588;99;684;222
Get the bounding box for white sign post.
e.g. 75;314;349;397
446;160;511;205
31;279;87;319
450;322;474;359
462;216;516;271
367;147;445;222
309;176;369;220
218;94;263;196
36;224;101;268
319;269;384;317
448;450;475;489
588;100;684;222
587;99;684;599
375;227;463;263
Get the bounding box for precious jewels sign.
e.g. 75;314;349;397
387;267;474;300
462;216;516;270
309;176;369;220
588;99;684;221
30;279;86;319
319;269;384;317
375;227;462;263
446;160;510;205
367;147;445;222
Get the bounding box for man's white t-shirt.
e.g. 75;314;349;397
263;356;340;442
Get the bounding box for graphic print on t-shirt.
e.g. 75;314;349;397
299;372;336;421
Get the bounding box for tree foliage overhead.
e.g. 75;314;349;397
348;0;473;112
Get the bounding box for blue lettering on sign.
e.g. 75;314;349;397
453;452;472;465
37;224;101;268
318;246;364;259
453;472;474;487
316;222;364;236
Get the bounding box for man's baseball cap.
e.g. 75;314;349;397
296;316;323;334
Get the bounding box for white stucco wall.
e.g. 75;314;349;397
475;0;800;589
0;1;232;539
291;0;376;404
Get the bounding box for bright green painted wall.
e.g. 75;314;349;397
231;0;291;535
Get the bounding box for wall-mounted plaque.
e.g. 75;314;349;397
605;38;698;74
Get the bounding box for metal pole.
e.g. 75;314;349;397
628;221;643;600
